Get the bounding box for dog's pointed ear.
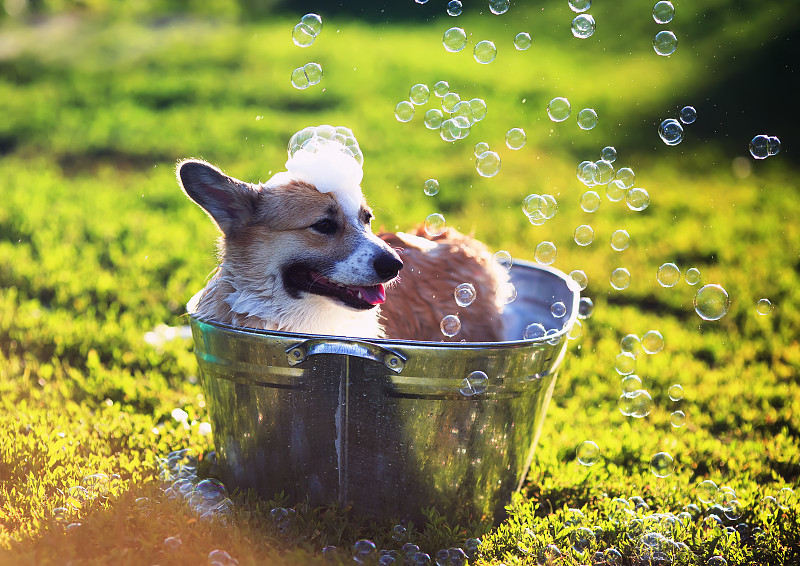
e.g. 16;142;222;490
177;159;260;234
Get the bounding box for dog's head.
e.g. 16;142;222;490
177;146;403;326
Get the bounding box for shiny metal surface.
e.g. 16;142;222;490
190;261;579;524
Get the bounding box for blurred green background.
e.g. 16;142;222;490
1;0;799;564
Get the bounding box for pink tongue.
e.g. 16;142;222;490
356;283;386;305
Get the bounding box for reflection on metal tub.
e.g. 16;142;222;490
190;260;580;524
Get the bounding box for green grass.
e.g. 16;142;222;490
1;4;800;565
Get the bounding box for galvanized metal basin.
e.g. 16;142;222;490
189;261;580;524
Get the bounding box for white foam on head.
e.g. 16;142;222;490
263;143;364;217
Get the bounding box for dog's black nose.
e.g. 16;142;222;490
373;253;403;280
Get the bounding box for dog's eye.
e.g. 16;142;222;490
363;211;373;224
310;219;338;234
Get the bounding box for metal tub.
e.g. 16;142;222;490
190;261;580;524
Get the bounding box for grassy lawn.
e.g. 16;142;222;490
1;2;799;564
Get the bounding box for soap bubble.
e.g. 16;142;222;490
467;98;487;122
610;229;630;251
440;314;461;337
547;97;571;122
476;151;501;177
459;371;488;396
433;80;449;97
580;191;601;212
453;101;475;125
620;334;642;356
514;32;532;50
670;410;686;427
685;267;701;285
443;27;467;52
424;109;444;130
659;118;684;145
652;1;675;24
395;101;415;123
767;136;781;156
576;440;601;466
542;194;558;218
694;284;730;320
473;40;497;64
569;270;588;290
680;105;697;124
577;161;598;186
409;84;430;105
574;224;594;246
300;13;323;34
454;283;476;307
593;159;615;184
615;352;636;375
668;383;684;401
569;0;591;12
439;119;460;142
392;525;407;542
577;108;599;130
777;487;796;509
626;188;650;211
551;301;567;318
442;92;461;112
505;128;527;150
610;268;631;290
621;374;642;394
601;146;617;162
618;389;653;417
290;67;310;90
571;14;596;39
605;180;627;202
303;62;323;86
535;241;557;265
447;0;463;16
657;263;680;287
492;250;513;270
642;330;664;354
423;179;439;196
489;0;510;15
208;550;238;565
615;167;635;188
653;30;678;55
578;297;594;319
749;135;769;159
474;142;490;157
756;298;773;315
523;322;546;340
292;23;316;47
354;540;377;564
650;452;675;478
424;213;446;237
696;480;718;503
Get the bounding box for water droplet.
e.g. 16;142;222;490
620;334;642;356
454;283;476;307
601;146;617;162
459;370;488;396
670;410;686;427
659;118;683;145
668;383;684;401
505;128;527;150
514;32;532;50
551;301;567;318
473;40;497;64
446;0;463;16
611;268;631;290
576;440;600;466
569;270;588;290
291;67;310;90
580;191;601;212
424;109;444;130
650;452;674;477
476;151;501;177
440;314;461;337
571;14;596;39
618;389;653;417
621;374;642;394
547;97;571;122
535;241;558;265
680;105;696;124
694;284;730;321
489;0;510;15
442;27;467;52
409;83;430;105
292;23;316;47
578;297;594;319
696;480;718;504
756;298;773;315
626;188;650;211
577;108;598;130
652;1;674;23
610;229;630;251
569;0;591;12
653;30;678;55
424;213;446;237
354;540;377;564
523;322;546;340
642;330;664;354
685;267;701;285
615;352;636;375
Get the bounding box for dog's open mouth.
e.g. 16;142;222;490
285;266;386;310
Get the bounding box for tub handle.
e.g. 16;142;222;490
286;339;407;373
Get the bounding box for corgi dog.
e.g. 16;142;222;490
179;127;508;342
